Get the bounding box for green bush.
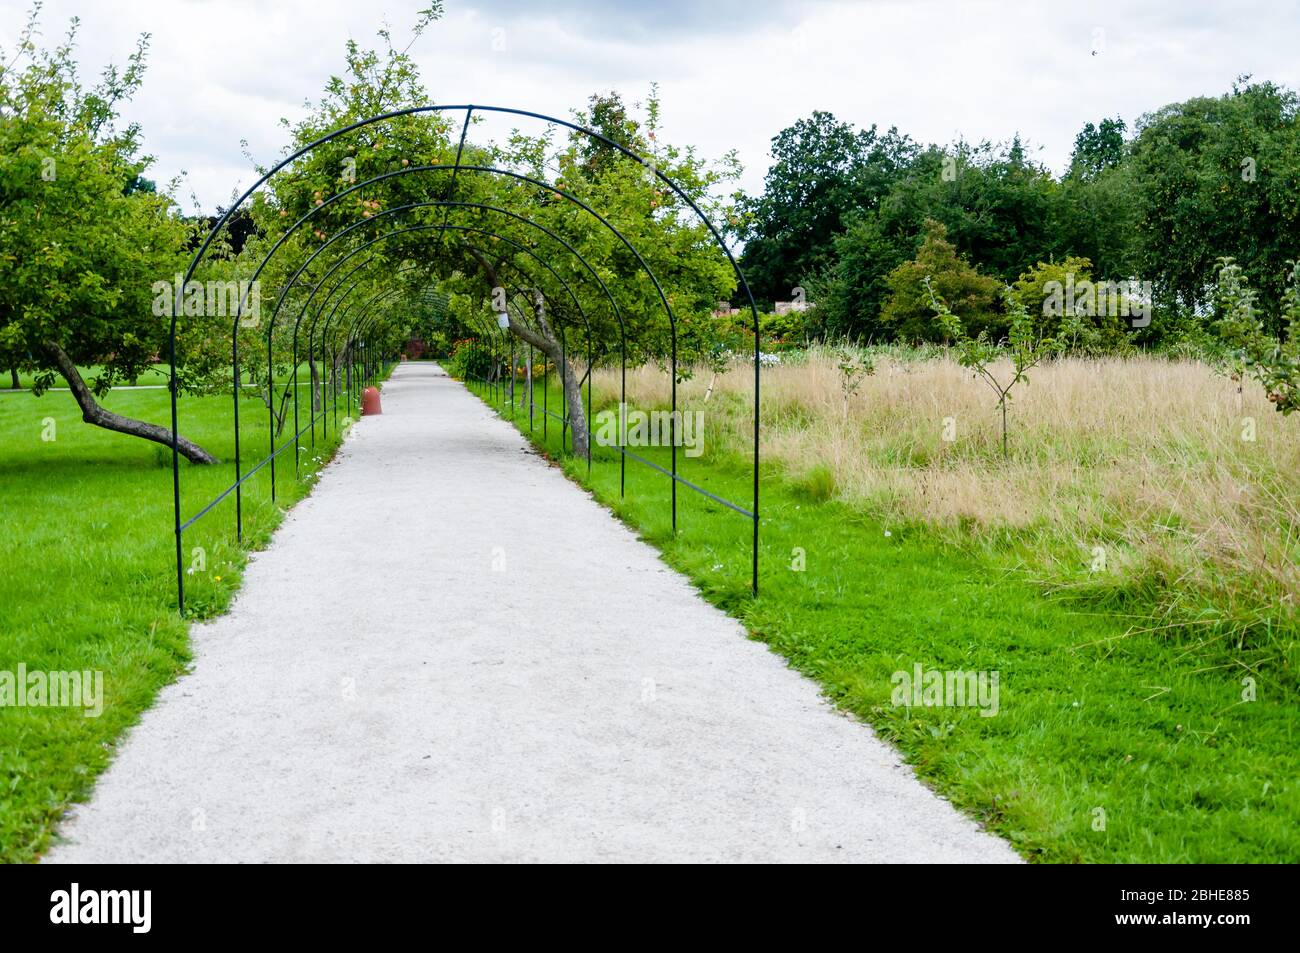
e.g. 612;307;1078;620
881;220;1004;342
446;337;492;380
1012;258;1134;355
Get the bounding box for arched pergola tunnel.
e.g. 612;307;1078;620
170;104;761;614
283;210;612;464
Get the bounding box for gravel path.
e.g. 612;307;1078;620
46;362;1019;863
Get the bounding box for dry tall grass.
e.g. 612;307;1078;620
595;348;1300;647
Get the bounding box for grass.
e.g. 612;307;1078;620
0;373;370;862
3;363;335;391
606;349;1300;676
3;351;1293;863
466;364;1300;863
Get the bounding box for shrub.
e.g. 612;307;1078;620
446;337;492;380
1012;258;1135;355
881;220;1003;342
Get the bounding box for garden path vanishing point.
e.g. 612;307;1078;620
46;362;1020;863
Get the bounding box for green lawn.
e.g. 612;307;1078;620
3;361;1294;863
3;363;334;391
0;375;366;862
468;373;1300;863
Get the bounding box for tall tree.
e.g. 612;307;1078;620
1067;117;1127;180
738;111;916;306
880;219;1004;343
809;139;1059;339
1128;78;1300;324
0;10;209;461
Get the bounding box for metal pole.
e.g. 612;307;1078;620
233;331;243;541
292;339;300;479
308;340;316;448
560;334;568;451
170;321;184;616
267;332;276;504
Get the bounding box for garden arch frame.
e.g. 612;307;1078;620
170;104;762;614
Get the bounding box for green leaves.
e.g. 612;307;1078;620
925;276;1061;456
0;8;191;389
1215;256;1300;415
885;220;1003;343
1131;80;1300;320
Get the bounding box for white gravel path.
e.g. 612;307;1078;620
46;362;1019;864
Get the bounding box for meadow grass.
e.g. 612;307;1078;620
470;366;1300;863
0;375;364;862
601;349;1300;679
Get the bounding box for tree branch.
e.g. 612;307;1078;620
43;341;218;464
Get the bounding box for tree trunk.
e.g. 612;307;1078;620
505;315;587;456
463;247;589;455
9;366;19;390
43;341;218;464
1000;396;1008;458
310;360;321;413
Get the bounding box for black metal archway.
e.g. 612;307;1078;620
169;104;762;614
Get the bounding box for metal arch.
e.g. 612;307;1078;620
173;104;761;616
279;218;606;467
294;199;628;377
192;239;579;553
185;105;754;340
269;244;563;504
254;180;642;414
271;210;598;374
271;196;636;484
240;165;646;358
202;121;756;543
210;175;658;537
281;195;634;483
274;223;559;460
218;168;673;543
319;263;429;432
317;232;598;448
332;288;408;415
276;220;593;437
303;224;596;405
176;177;633;606
329;240;592;426
336;250;585;419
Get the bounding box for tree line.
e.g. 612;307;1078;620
736;82;1300;349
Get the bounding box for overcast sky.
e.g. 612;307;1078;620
4;0;1297;212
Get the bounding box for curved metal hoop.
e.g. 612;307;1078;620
169;103;761;614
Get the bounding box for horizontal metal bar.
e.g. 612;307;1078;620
469;377;753;520
609;444;755;520
179;413;331;533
